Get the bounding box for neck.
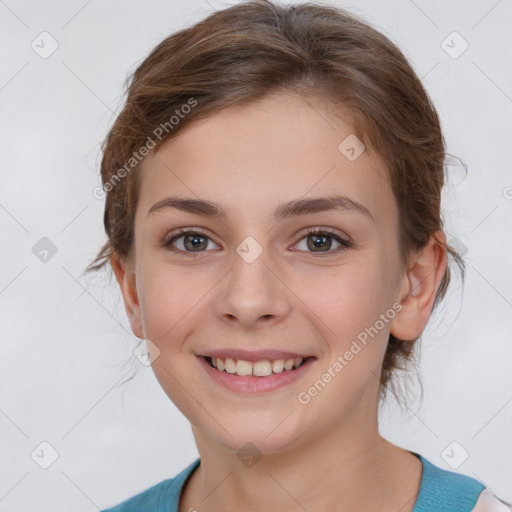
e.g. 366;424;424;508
180;414;422;512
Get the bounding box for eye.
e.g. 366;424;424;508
293;228;352;255
163;228;218;256
162;227;352;258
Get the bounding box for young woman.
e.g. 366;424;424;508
86;1;511;510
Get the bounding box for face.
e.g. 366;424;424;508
114;90;436;455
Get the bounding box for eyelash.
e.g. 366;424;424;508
162;227;352;258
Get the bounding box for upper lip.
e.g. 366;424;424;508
199;349;314;362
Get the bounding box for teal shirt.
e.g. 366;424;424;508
101;451;486;512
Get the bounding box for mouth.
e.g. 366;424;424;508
203;355;313;377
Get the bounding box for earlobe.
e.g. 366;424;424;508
111;253;144;339
390;232;448;341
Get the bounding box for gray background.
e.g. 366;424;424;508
0;0;511;510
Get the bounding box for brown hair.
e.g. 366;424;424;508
85;0;464;405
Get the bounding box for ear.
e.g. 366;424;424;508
111;253;144;339
390;231;448;341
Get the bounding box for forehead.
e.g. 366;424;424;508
137;91;393;223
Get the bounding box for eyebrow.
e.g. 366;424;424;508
147;195;374;222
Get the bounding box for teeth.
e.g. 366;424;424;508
253;360;272;377
224;358;236;373
210;356;304;376
272;359;285;373
236;360;253;376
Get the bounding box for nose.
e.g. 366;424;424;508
213;248;293;330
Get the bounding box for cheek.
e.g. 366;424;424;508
299;261;391;345
138;265;208;347
296;264;393;414
137;267;212;419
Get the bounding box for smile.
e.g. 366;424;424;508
206;356;306;376
198;354;316;393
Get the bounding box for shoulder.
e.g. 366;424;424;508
100;458;201;512
416;452;484;492
413;452;507;512
100;478;172;512
471;489;512;512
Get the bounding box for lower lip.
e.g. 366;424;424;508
197;356;315;393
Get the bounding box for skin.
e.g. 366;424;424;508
112;90;447;512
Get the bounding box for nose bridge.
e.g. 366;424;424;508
213;236;291;327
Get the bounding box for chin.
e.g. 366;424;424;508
202;415;306;456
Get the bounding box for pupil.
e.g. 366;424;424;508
185;234;207;251
309;234;331;252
